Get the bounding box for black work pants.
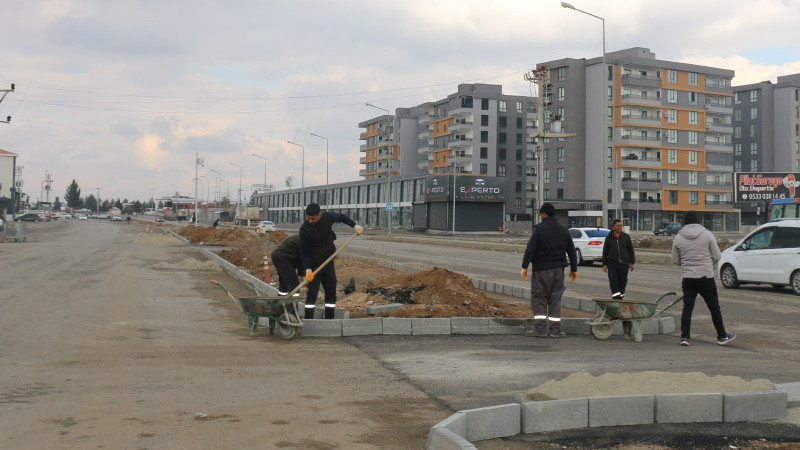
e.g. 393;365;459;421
305;263;337;319
606;261;630;295
680;277;727;340
271;255;300;294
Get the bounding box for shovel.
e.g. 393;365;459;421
283;231;361;299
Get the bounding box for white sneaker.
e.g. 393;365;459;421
611;292;622;299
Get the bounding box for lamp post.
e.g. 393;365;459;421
287;141;305;188
209;169;221;204
365;102;393;236
229;162;242;208
561;1;608;228
251;153;267;214
309;132;329;205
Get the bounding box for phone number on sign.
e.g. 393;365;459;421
740;193;788;200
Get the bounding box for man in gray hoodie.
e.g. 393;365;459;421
671;211;736;346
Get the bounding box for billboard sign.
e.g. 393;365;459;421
735;172;800;202
424;175;505;202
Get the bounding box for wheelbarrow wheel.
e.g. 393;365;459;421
590;323;614;340
277;312;300;340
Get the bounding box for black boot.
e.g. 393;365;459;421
324;306;335;319
304;305;315;320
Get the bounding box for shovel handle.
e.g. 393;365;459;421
284;231;360;298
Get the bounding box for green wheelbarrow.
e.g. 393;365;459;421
586;292;683;342
211;278;305;339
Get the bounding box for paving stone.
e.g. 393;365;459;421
512;286;523;298
642;318;660;335
477;279;486;290
522;398;589;433
451;317;489;335
485;281;497;293
412;318;451;335
723;390;787;422
655;393;723;423
462;403;520;442
342;318;382;336
521;287;531;299
301;319;343;337
471;278;480;289
366;303;404;315
382;317;412;335
775;382;800;402
589;395;654;427
659;316;676;334
427;428;476;450
502;284;513;295
489;318;526;335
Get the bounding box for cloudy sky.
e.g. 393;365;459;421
1;0;799;204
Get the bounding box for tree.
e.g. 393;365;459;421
114;199;123;209
84;194;97;211
65;180;82;208
133;200;142;213
54;196;62;211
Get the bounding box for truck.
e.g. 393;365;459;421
235;205;260;226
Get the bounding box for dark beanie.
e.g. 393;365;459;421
539;202;556;216
305;203;320;215
683;211;699;225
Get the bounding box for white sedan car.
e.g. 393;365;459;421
255;220;276;234
719;219;800;295
568;227;610;265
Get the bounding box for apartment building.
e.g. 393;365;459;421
733;74;800;224
0;148;18;215
537;47;738;231
359;84;537;220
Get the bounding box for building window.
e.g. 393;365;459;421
734;143;741;155
516;134;523;146
480;147;488;159
689;92;698;105
607;86;613;101
734;160;742;171
689;131;698;145
516;117;523;129
668;170;678;184
750;90;758;102
498;116;507;128
689;151;698;165
689;191;698;205
750;142;758;154
750;160;758;171
497;164;507;177
750;107;757;119
689;72;698;86
515;197;522;208
608;106;613;121
734;109;741;121
557;87;565;101
667;89;677;103
557;147;565;162
689;171;698;185
734;126;741;138
498;133;507;145
498;148;506;160
669;191;678;205
667;129;678;144
668;69;677;83
689;111;698;125
668;149;678;164
516;165;523;176
516;148;522;160
516;101;523;113
544;189;550;199
515;181;522;193
668;109;677;123
480;163;488;174
557;168;564;182
557;188;564;199
499;100;507;113
735;92;741;104
543;148;549;163
481;115;489;126
556;67;565;82
750;124;758;137
480;130;488;143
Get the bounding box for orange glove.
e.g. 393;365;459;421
521;268;528;280
569;271;578;282
305;269;314;283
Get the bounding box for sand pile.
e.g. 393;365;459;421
524;371;775;401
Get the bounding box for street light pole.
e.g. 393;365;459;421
287;141;305;189
310;132;329;205
209;169;220;204
229;162;242;207
365;102;393;236
561;1;608;228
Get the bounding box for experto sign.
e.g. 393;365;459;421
424;175;505;202
734;172;800;202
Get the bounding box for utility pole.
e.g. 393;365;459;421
0;83;14;124
96;187;100;213
194;153;204;226
525;67;575;224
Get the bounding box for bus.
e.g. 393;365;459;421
769;198;800;220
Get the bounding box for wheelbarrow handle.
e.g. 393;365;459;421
652;296;684;318
653;292;677;305
210;280;244;311
283;231;361;299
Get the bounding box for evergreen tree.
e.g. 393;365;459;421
85;194;97;211
54;196;62;211
65;180;82;208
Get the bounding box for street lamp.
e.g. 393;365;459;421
209;169;221;203
365;102;393;236
561;1;608;228
287;141;305;188
309;132;329;205
229;162;242;208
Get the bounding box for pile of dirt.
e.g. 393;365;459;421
178;226;255;246
337;266;533;318
266;230;288;244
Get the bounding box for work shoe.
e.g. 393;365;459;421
525;329;548;338
549;331;567;338
680;338;691;346
611;292;623;299
717;333;736;345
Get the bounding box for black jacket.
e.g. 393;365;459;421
602;231;636;266
522;217;578;272
299;212;356;270
271;234;302;272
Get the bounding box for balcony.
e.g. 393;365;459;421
447;138;473;149
620;93;661;106
359;143;367;152
621;134;661;146
621;198;662;210
705;81;732;94
451;152;472;163
706;163;732;172
359;131;368;140
704;101;732;114
705;200;735;210
620;113;661;126
621;178;662;190
418;128;430;140
418;145;431;155
359;156;366;164
621;73;661;88
419;113;435;125
417;161;430;170
450;107;472;118
706;122;732;134
359;168;367;177
449;121;473;133
704;139;733;152
619;154;662;167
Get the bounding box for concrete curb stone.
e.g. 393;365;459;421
342;318;382;336
654;393;723;423
451;317;490;335
412;318;452;335
723;390;787;422
302;319;343;337
382;317;412;335
589;395;654;427
522;398;589;433
462;403;520;442
775;382;800;402
488;318;526;335
366;303;404;315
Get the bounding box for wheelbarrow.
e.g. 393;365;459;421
210;230;361;339
586;292;683;342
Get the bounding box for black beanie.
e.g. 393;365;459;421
683;211;699;225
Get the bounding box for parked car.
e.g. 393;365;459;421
154;216;165;223
568;227;610;265
78;214;89;221
255;220;276;233
14;213;43;222
111;215;122;221
654;222;682;236
719;219;800;295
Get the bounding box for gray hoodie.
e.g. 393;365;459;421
671;223;721;279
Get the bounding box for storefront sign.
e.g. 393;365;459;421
735;172;800;201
